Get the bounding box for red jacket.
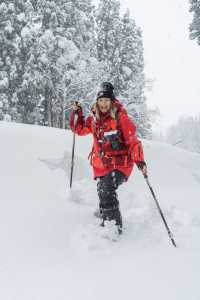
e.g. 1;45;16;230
70;100;144;179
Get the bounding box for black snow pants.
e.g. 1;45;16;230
97;170;126;230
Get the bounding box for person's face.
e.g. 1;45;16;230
97;97;112;113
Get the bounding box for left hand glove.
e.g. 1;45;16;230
136;161;147;177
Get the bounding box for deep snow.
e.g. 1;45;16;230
0;121;200;300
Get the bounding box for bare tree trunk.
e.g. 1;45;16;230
45;86;52;126
62;107;66;129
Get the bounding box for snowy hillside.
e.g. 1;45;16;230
0;121;200;300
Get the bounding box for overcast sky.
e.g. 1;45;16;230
119;0;200;129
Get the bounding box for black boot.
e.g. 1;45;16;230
100;207;123;234
97;171;126;234
113;208;123;234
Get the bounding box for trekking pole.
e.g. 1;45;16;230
70;112;78;189
143;173;177;248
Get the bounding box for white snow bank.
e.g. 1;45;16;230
0;121;200;300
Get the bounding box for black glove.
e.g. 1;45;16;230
136;161;147;170
72;101;82;112
64;101;81;112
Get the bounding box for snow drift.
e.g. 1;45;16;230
0;121;200;300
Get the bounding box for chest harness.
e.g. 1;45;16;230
88;112;130;167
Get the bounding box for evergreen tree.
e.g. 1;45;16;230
22;0;97;127
118;10;151;138
38;0;97;127
189;0;200;44
0;0;40;123
0;0;153;137
166;115;200;153
96;0;121;79
0;0;98;125
17;0;41;124
0;1;21;121
96;5;151;138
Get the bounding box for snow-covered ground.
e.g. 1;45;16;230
0;121;200;300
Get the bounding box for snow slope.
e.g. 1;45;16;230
0;121;200;300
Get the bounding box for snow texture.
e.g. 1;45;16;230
0;121;200;300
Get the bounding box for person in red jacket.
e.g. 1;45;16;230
70;82;147;234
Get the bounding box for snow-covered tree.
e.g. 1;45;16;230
166;115;200;153
0;0;98;125
96;0;121;75
17;1;42;124
0;1;21;121
0;0;153;137
95;5;151;138
18;0;98;127
35;0;97;127
189;0;200;44
118;10;151;138
0;0;41;122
